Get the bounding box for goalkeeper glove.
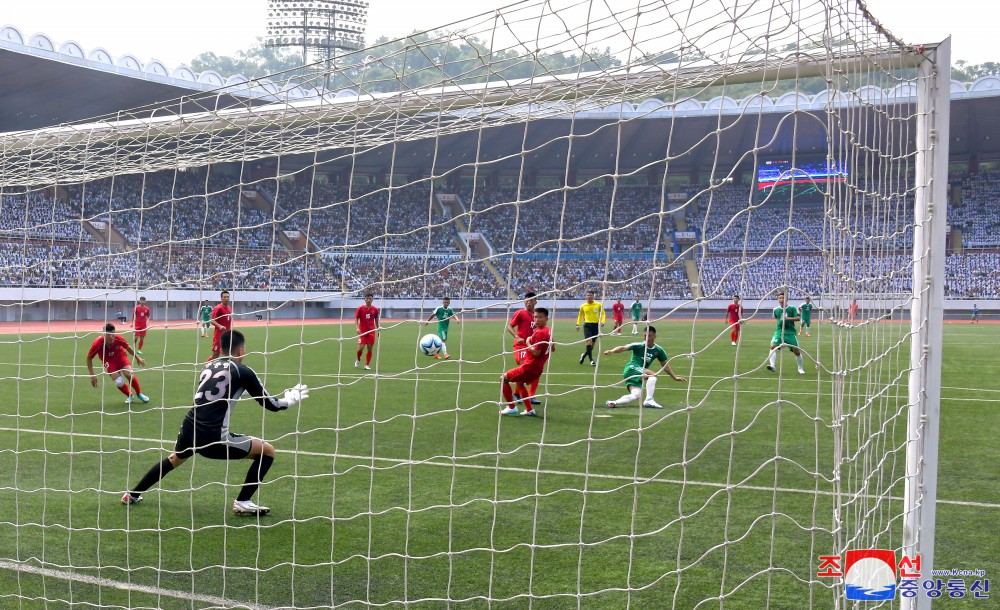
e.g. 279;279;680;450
271;384;310;410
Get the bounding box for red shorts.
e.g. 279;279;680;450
505;364;544;385
134;328;147;338
104;357;130;375
513;340;528;364
358;331;376;346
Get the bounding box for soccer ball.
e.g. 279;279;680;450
419;334;443;356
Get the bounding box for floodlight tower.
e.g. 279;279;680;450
265;0;368;87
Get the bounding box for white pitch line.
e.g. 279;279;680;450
3;426;998;510
0;559;276;610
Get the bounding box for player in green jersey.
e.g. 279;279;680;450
767;292;805;374
798;296;820;336
603;326;686;409
423;297;460;359
199;300;213;338
630;297;643;335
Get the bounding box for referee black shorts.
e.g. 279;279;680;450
173;420;253;460
583;323;600;340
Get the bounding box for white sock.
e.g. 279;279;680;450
632;324;637;333
615;387;642;405
796;353;804;370
441;342;448;356
769;349;777;368
645;376;658;401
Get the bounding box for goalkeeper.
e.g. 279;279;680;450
122;330;309;516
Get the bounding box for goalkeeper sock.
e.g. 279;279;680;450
366;351;373;366
768;349;778;368
645;376;658;401
130;376;141;395
131;458;175;494
585;345;593;362
237;454;274;502
615;387;642;406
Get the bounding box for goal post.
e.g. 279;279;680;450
904;35;950;610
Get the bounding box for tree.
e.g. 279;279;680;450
188;31;622;93
190;39;304;80
952;61;1000;81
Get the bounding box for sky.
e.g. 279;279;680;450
1;0;995;70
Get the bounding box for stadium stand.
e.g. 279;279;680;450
950;170;1000;248
273;181;459;253
462;186;674;254
0;192;94;242
3;172;998;298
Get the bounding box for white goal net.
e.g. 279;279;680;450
0;0;947;608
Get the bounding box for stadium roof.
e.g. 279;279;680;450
2;24;1000;176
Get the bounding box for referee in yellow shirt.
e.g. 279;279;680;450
576;290;606;365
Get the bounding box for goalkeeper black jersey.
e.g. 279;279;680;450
184;358;282;440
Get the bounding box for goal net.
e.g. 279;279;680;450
0;0;947;608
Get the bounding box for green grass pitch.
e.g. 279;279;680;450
0;317;996;609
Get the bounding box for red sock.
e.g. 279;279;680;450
356;348;363;361
116;382;131;397
137;337;144;350
501;382;514;404
529;378;539;397
516;383;532;412
130;376;141;395
366;351;373;365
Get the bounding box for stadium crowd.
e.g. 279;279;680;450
697;252;915;300
1;171;996;299
0;192;94;242
273;181;459;253
462;186;674;254
68;172;280;249
950;170;1000;248
0;240;343;291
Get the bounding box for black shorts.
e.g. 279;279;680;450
583;323;600;340
173;420;253;460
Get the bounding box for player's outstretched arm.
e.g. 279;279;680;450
656;361;687;383
243;365;309;411
86;356;98;387
603;345;628;356
123;343;145;367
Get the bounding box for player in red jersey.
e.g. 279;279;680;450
500;308;552;417
611;298;626;336
86;322;148;404
506;291;541;404
355;293;380;370
848;299;859;323
209;290;233;361
725;295;745;346
132;296;151;354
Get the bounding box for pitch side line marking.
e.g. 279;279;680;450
3;427;997;510
0;559;275;610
